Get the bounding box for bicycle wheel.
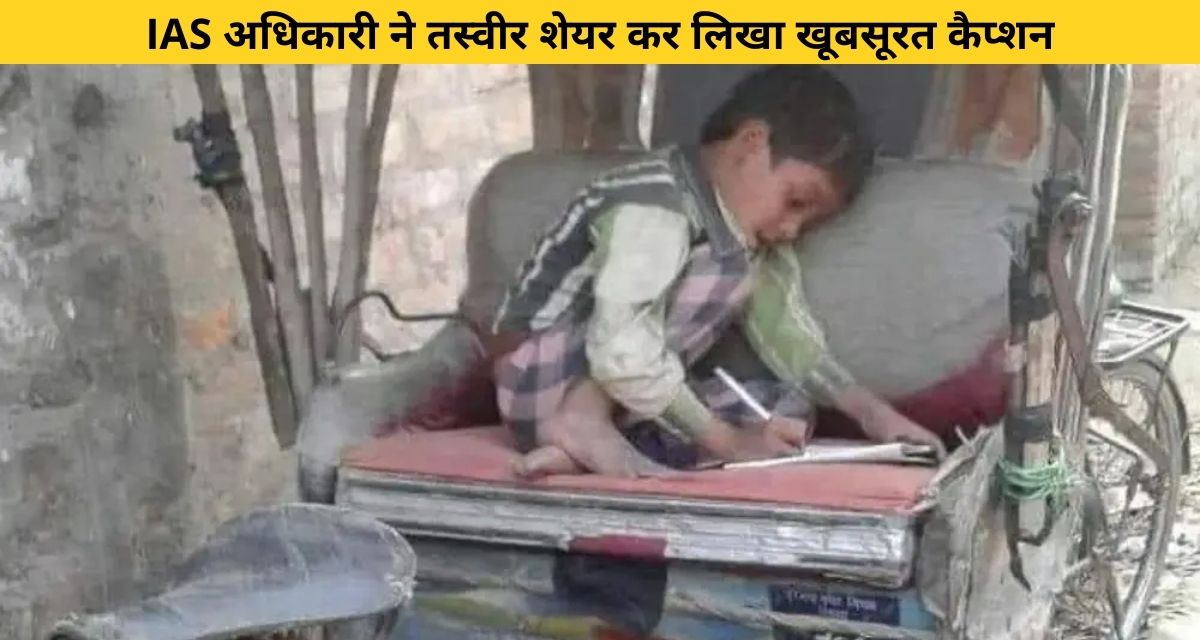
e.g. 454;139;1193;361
1051;355;1184;640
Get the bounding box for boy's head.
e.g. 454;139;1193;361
700;66;875;246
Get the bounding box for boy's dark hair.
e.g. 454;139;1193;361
700;65;876;202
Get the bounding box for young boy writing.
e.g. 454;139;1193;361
492;66;946;478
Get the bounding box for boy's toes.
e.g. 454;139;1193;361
512;445;580;479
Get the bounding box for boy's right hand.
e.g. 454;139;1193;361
695;416;809;463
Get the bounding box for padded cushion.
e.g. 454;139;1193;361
462;152;1033;402
461;150;645;328
795;158;1031;396
344;426;934;514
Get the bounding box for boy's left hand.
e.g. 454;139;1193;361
862;413;947;460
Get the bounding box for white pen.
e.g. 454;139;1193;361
722;443;936;470
713;366;772;422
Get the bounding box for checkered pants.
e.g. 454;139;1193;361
494;244;809;453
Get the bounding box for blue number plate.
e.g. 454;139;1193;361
769;584;902;626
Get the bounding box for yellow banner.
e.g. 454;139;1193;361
3;0;1197;63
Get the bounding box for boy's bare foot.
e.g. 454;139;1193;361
511;445;579;479
513;380;683;479
514;419;682;479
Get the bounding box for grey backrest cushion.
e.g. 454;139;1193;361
461;151;1035;396
461;150;645;326
795;158;1033;395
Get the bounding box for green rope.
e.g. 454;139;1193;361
997;452;1071;503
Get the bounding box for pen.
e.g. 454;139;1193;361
713;366;772;422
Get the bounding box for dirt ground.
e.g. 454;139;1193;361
1131;243;1200;640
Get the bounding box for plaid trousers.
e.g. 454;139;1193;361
494;243;810;453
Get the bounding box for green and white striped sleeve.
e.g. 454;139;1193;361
586;204;716;437
741;245;858;406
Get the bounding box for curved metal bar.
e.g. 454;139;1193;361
333;290;461;356
1075;65;1111;306
1088;65;1133;341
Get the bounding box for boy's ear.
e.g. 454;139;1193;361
732;119;770;155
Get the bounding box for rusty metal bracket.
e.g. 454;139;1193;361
173;113;245;190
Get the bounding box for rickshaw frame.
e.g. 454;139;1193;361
45;63;1192;640
334;63;1190;639
324;63;1191;639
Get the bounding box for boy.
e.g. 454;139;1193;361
492;66;945;478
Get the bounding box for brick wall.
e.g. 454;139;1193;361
1116;65;1200;288
1153;65;1200;278
1115;66;1163;286
212;64;534;352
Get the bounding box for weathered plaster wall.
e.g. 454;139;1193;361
0;65;194;637
0;64;536;639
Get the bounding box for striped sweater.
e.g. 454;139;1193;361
492;143;856;434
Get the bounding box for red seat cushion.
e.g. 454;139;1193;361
388;327;518;433
394;356;500;432
816;337;1007;442
395;323;1006;445
342;425;935;515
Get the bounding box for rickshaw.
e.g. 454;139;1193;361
49;64;1191;640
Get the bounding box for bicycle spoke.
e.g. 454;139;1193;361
1053;360;1182;640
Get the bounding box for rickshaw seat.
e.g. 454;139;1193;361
328;150;1029;518
461;149;1028;402
343;424;935;515
461;149;645;327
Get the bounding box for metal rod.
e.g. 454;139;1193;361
240;64;316;415
332;65;371;365
1088;65;1133;344
1069;65;1131;446
333;290;459;349
722;443;934;470
352;65;400;318
184;65;298;446
1074;65;1110;305
1064;65;1115;445
296;64;331;367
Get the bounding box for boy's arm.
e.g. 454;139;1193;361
743;247;947;456
742;246;857;404
584;204;719;438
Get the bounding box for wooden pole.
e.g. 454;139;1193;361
528;65;643;152
527;65;589;151
527;65;565;150
295;65;331;367
355;65;399;298
559;66;589;149
185;65;298;446
586;65;644;149
330;65;399;364
619;65;646;148
240;65;316;415
332;65;371;365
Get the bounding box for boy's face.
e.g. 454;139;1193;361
713;121;843;247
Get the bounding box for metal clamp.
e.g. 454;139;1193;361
173;113;245;190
